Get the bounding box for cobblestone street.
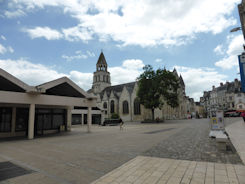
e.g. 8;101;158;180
143;119;243;164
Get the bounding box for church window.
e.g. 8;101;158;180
103;75;105;82
123;101;129;114
110;100;115;113
134;98;141;115
103;102;107;109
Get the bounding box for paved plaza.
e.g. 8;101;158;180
92;156;245;184
0;118;244;184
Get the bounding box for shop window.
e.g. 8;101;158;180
0;108;12;132
16;108;29;132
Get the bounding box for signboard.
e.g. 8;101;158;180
210;111;224;130
238;54;245;92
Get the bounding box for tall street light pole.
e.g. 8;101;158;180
238;0;245;40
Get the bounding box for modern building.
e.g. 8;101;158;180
0;68;96;139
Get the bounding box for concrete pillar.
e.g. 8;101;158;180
11;107;16;135
67;107;72;131
81;114;84;126
87;107;92;133
28;104;35;140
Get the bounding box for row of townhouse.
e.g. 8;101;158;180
200;79;243;117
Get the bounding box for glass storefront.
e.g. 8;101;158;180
16;108;29;132
35;108;66;136
0;107;12;132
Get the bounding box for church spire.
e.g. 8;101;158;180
92;52;111;94
96;52;107;72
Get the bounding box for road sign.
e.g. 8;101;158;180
238;54;245;92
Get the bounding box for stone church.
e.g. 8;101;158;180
88;52;190;122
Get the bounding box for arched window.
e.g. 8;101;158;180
134;98;141;115
110;100;114;113
103;102;107;109
123;101;129;114
103;75;105;82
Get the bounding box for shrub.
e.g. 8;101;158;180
111;113;119;119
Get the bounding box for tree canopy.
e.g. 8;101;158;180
137;65;179;120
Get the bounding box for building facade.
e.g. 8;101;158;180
89;52;196;122
0;68;96;139
201;79;242;117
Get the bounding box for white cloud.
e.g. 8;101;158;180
1;35;6;41
62;54;87;61
174;66;227;101
110;59;144;85
4;9;26;18
155;58;162;63
62;50;95;61
0;57;145;90
0;58;93;90
0;44;7;54
8;0;239;47
215;34;244;69
8;46;14;53
69;71;93;91
86;50;95;57
214;44;224;55
0;44;14;54
23;27;63;40
62;25;93;42
0;58;66;85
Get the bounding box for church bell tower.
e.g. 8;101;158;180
92;52;111;94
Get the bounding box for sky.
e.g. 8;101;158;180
0;0;244;101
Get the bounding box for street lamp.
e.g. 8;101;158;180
230;27;242;32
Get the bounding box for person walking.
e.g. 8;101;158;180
241;112;245;122
119;118;124;130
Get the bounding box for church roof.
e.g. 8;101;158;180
97;52;107;65
179;75;185;87
100;82;136;99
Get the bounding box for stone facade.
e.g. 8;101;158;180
201;79;242;117
89;52;195;122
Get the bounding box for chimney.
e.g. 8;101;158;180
220;82;223;86
235;78;239;88
212;85;215;90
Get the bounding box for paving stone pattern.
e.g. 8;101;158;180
143;119;243;164
92;156;245;184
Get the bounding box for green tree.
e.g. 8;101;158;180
137;65;179;120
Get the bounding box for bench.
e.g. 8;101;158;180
215;131;228;151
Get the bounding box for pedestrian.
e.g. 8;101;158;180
119;118;124;130
241;112;245;122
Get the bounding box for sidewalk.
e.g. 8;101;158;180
92;156;245;184
226;120;245;165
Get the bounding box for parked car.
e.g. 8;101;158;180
224;110;241;117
